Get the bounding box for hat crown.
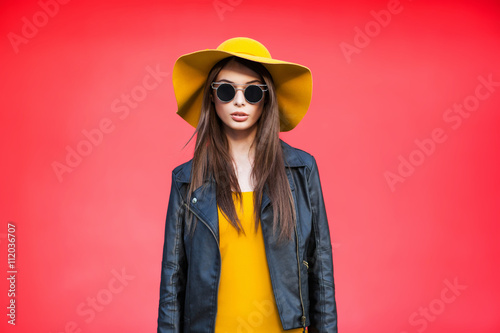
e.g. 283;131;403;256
216;37;272;59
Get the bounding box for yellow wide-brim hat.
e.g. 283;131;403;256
172;37;312;132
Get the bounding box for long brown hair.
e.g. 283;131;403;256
186;56;296;243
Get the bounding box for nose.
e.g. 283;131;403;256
233;88;246;106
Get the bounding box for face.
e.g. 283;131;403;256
212;60;265;139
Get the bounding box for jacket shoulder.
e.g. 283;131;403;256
280;140;316;170
172;159;193;184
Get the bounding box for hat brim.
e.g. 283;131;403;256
172;49;312;132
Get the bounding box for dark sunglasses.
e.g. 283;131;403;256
211;82;268;104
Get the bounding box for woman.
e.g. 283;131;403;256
158;37;338;333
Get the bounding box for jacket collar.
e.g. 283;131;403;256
174;140;306;243
175;139;306;185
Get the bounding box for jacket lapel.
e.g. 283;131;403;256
174;140;305;243
188;180;220;243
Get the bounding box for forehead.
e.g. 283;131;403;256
215;60;262;83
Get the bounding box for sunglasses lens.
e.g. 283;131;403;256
245;85;263;103
216;83;235;102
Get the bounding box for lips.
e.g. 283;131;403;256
230;112;249;122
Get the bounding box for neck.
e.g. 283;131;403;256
223;127;257;161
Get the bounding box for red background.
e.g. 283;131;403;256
1;0;499;332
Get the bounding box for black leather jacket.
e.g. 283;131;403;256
158;140;338;333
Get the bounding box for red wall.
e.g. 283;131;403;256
1;0;499;332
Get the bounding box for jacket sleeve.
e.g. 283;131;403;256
158;171;187;333
307;157;338;333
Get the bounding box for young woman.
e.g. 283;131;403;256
158;37;338;333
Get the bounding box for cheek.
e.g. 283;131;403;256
213;101;227;119
255;104;264;119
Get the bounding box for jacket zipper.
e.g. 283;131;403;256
183;202;222;332
294;224;307;332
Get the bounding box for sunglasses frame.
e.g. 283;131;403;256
211;81;268;104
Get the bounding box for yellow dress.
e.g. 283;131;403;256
215;191;303;333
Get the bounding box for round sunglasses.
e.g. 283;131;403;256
211;82;268;104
